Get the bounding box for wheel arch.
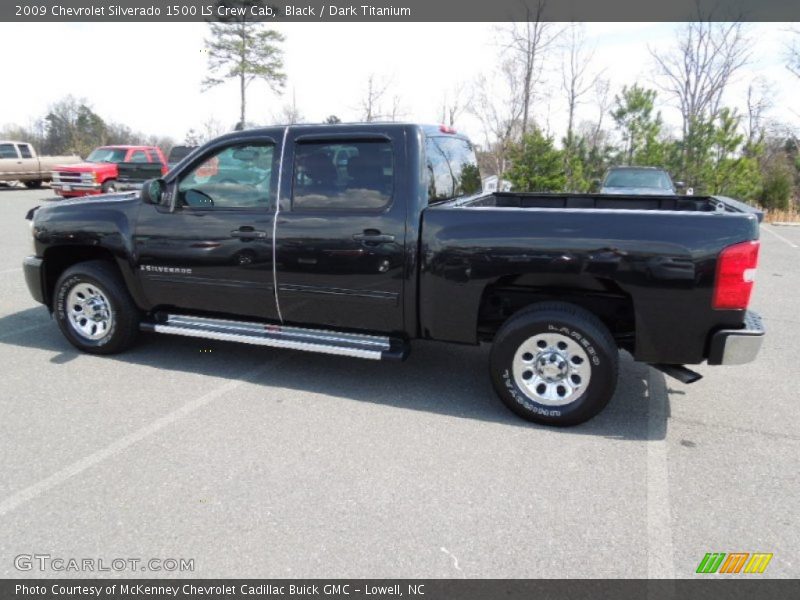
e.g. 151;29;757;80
476;274;636;353
42;246;145;311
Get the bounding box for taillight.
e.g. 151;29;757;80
713;240;759;310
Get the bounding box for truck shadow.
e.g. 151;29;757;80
1;307;670;441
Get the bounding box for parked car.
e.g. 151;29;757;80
600;166;684;195
51;145;167;197
166;145;197;170
23;124;764;426
0;141;80;188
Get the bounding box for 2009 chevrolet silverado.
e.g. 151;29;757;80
22;124;765;426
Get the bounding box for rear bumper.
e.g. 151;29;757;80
23;255;46;305
707;311;765;365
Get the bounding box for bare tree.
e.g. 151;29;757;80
561;23;601;189
439;81;469;127
184;117;229;146
590;78;613;146
786;27;800;78
561;24;600;146
650;13;749;183
359;74;390;122
745;79;773;146
388;95;407;121
469;59;525;175
650;18;749;140
273;88;304;124
499;0;560;136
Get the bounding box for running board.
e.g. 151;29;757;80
140;314;409;361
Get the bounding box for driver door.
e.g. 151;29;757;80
133;138;280;321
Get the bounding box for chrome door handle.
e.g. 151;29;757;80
231;229;267;239
352;233;395;243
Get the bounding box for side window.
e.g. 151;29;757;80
130;150;148;163
0;144;18;159
17;144;33;158
426;136;481;203
292;140;393;211
177;143;274;210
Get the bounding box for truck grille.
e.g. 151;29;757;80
54;172;85;184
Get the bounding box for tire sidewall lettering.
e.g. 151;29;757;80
502;368;563;417
548;323;600;366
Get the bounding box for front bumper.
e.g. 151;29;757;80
707;310;765;365
23;255;46;305
52;182;101;192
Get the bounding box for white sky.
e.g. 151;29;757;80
1;22;798;146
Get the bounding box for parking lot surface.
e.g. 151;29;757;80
0;186;797;578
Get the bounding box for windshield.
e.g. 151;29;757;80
604;169;673;189
86;148;128;163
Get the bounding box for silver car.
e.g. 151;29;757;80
600;166;686;195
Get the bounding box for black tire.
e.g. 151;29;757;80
24;180;43;189
53;260;140;355
489;302;619;426
101;179;118;193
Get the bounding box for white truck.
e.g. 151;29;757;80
0;141;80;188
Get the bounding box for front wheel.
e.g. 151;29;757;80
490;302;619;426
54;260;140;355
101;179;118;193
24;180;43;189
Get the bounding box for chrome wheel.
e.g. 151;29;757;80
512;332;592;406
66;282;114;341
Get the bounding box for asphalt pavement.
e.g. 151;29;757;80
0;185;797;578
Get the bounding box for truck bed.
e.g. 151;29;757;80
463;192;762;220
420;192;762;365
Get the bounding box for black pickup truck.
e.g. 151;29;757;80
22;124;764;426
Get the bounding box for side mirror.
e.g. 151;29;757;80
674;181;685;189
141;178;165;205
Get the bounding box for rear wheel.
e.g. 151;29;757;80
490;302;619;426
54;261;140;355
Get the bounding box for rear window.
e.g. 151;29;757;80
17;144;33;158
292;140;393;211
425;136;481;203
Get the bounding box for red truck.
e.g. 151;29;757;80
51;145;167;197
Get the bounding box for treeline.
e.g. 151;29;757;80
467;18;800;212
0;96;176;159
490;86;798;211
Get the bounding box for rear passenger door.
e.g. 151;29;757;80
274;127;407;333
